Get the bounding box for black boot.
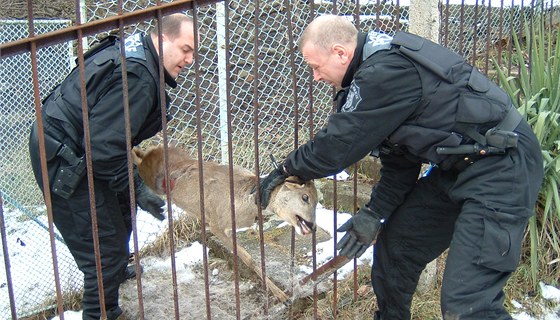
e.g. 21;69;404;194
106;305;123;320
123;264;143;282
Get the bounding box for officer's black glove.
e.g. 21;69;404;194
336;205;383;258
134;171;165;221
258;164;290;208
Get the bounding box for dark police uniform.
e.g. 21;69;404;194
28;33;176;320
284;31;543;319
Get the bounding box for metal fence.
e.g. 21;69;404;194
0;19;84;318
0;0;556;318
85;0;414;169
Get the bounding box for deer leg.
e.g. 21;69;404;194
212;228;289;304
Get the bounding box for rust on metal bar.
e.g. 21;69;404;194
298;255;350;288
0;195;17;319
191;4;214;319
0;0;220;59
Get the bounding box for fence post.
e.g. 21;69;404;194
409;0;441;42
216;2;229;165
408;0;440;294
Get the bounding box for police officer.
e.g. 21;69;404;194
259;15;543;319
29;14;196;320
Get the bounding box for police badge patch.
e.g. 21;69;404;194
341;80;362;112
124;34;146;60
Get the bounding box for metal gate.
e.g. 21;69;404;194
0;0;553;318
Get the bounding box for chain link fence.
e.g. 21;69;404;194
0;0;553;317
0;19;85;318
86;0;411;168
439;1;537;69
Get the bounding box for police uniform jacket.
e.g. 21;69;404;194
32;33;176;192
283;31;515;218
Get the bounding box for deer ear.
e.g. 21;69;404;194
284;176;306;189
132;148;144;165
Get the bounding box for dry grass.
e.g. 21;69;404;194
22;227;558;320
19;215;202;319
296;256;446;320
292;264;375;320
21;290;82;320
139;214;202;258
295;248;558;320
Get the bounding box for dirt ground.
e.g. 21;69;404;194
119;255;272;320
118;220;333;320
1;3;361;319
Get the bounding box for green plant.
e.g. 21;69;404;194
493;18;560;290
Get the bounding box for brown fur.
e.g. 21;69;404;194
132;145;318;302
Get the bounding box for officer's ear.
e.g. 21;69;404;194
332;44;350;64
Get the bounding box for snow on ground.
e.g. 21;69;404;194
1;192;559;319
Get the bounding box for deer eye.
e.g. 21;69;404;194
302;194;309;203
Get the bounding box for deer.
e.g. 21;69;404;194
132;145;318;303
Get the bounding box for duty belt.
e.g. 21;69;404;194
437;105;522;157
436;105;523;171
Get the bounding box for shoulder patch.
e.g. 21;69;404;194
341;80;362;113
124;33;146;61
363;31;393;61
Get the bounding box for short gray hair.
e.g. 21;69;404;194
299;15;358;52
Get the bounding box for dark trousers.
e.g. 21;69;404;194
55;179;131;320
372;121;543;319
30;155;131;319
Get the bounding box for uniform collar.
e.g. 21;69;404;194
145;35;178;89
340;32;367;88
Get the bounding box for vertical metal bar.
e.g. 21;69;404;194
34;39;68;320
302;3;318;319
222;1;243;318
352;0;362;307
528;0;534;87
353;0;361;30
519;0;525;80
444;0;451;47
113;0;147;318
286;3;300;150
472;0;480;64
284;0;305;316
395;0;402;32
75;16;106;320
329;2;338;317
507;0;514;76
459;0;465;55
376;0;382;32
329;3;339;318
497;0;505;74
332;176;339;320
26;0;67;319
75;23;108;320
191;4;213;319
0;195;18;319
352;163;358;303
252;0;270;315
152;4;181;319
484;0;493;74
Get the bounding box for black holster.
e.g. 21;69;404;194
52;155;86;199
31;122;86;199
